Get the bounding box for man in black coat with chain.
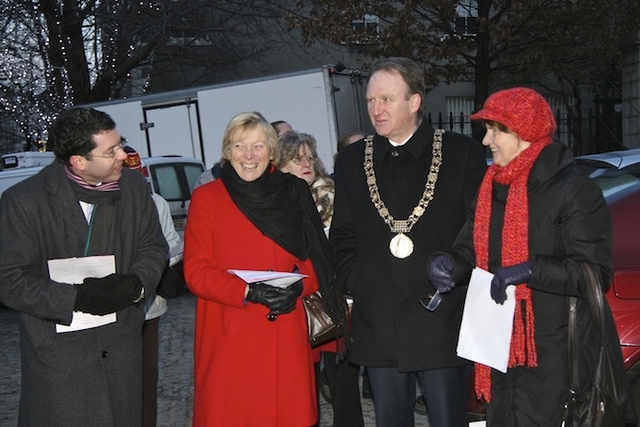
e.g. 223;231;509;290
330;57;486;427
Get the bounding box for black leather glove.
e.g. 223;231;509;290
267;280;303;316
74;273;144;315
428;253;455;293
491;262;532;304
246;282;289;308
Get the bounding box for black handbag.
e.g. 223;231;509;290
565;263;629;427
302;291;349;348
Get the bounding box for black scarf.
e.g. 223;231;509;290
70;183;120;256
221;162;348;334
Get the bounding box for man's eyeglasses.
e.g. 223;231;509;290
419;291;442;312
88;138;127;159
291;155;316;165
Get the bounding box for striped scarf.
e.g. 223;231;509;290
472;139;550;401
64;165;121;191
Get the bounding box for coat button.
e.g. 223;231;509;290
102;351;108;358
391;150;399;157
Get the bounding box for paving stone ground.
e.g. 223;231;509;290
0;295;432;426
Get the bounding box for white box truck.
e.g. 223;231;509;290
84;66;373;174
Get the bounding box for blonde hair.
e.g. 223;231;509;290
220;112;279;166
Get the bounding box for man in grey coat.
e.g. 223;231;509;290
0;108;168;427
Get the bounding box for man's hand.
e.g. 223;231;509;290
74;273;144;315
491;262;532;304
428;253;455;293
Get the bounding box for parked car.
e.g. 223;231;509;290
139;155;204;233
0;152;56;196
574;147;640;177
0;153;204;235
594;164;640;416
1;151;55;170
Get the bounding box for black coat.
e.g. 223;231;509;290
330;120;487;371
0;161;168;427
450;141;614;425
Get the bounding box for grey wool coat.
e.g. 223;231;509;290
0;161;168;427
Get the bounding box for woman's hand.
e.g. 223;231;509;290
245;281;303;320
246;282;288;307
268;280;303;316
491;262;532;304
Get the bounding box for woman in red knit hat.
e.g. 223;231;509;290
424;87;626;425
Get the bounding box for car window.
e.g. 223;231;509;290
151;165;182;200
184;164;204;195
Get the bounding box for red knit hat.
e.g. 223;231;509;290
123;145;142;171
470;87;557;143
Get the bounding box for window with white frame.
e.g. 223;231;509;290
351;14;379;44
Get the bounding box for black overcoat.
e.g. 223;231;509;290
0;161;168;427
330;119;487;371
450;141;614;425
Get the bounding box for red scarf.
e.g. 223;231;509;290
472;139;551;401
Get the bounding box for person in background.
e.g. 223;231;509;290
123;145;183;427
278;132;334;228
272;120;294;137
278;132;364;427
194;161;221;189
331;132;365;179
184;112;347;426
0;107;168;426
330;57;487;427
428;87;618;426
336;132;364;159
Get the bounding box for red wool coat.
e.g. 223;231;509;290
184;178;319;427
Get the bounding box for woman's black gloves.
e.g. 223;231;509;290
74;273;144;315
491;262;532;304
246;280;303;319
269;280;303;315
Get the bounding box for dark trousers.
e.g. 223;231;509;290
323;351;365;427
142;317;160;427
367;364;472;427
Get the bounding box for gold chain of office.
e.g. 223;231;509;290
364;129;444;258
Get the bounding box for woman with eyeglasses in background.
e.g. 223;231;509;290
278;132;334;229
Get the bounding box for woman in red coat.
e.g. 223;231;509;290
184;111;347;427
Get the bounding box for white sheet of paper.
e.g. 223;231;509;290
456;267;516;373
47;255;117;333
228;269;308;289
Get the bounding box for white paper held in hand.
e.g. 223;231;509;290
48;255;117;333
456;267;516;373
228;269;308;289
